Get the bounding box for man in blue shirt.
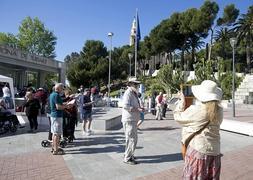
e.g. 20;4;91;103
50;83;66;155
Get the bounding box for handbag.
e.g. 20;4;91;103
181;121;210;160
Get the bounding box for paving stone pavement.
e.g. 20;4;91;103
0;108;253;180
136;144;253;180
0;151;73;180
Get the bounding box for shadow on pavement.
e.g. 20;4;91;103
140;126;179;131
66;145;125;154
0;124;49;138
136;153;183;163
69;135;125;147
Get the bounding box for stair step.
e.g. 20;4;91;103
234;74;253;104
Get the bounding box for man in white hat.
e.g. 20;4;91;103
121;78;144;165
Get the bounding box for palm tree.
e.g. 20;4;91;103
233;6;253;72
214;27;232;60
186;35;205;70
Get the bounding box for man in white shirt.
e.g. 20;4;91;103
121;78;144;165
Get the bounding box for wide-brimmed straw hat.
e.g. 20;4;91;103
192;80;222;102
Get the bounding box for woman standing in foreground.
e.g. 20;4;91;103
173;80;223;180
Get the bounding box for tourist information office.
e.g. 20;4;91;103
0;45;65;89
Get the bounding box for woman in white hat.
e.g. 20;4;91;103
174;80;223;179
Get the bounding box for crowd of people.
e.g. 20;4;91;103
0;79;224;179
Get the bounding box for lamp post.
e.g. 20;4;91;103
108;32;113;98
128;53;133;77
230;37;237;117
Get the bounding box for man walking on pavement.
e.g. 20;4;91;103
121;78;144;165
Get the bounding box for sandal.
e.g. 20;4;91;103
52;148;65;155
52;150;58;155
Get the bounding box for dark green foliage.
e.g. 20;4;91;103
214;4;239;61
235;63;245;72
111;46;129;81
217;4;240;26
147;1;219;71
214;28;233;60
223;59;232;72
233;6;253;71
66;41;130;88
219;72;243;99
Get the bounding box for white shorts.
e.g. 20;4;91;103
50;117;63;135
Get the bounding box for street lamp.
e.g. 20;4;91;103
108;32;113;98
128;53;133;77
230;37;237;117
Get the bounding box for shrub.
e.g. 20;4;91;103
219;72;243;100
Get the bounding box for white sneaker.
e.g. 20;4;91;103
82;131;86;136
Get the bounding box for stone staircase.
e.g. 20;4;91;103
235;74;253;104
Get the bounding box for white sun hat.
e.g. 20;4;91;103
191;80;223;102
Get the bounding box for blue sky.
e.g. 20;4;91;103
0;0;252;61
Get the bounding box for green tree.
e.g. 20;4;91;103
233;6;253;72
150;13;185;69
214;28;232;60
111;45;129;81
214;4;239;61
18;17;57;58
0;33;18;48
139;36;152;60
209;4;239;61
64;52;80;65
217;4;240;26
66;40;108;88
179;1;219;70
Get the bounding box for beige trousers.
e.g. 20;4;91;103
122;121;138;161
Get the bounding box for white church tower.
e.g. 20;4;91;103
129;18;136;46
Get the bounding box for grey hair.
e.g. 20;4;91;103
54;83;64;91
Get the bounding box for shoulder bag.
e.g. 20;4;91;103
181;121;210;160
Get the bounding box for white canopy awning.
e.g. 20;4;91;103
0;75;15;113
